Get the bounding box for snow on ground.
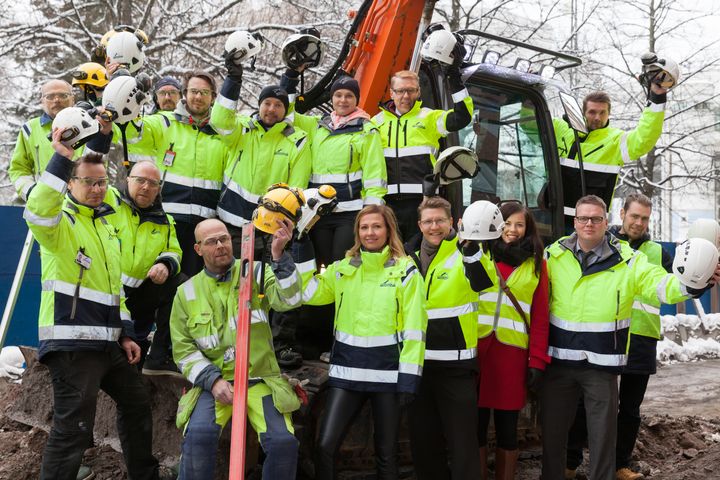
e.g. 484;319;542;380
658;314;720;363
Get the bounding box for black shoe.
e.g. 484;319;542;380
142;356;183;378
276;348;303;368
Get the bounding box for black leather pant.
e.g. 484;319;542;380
315;387;400;480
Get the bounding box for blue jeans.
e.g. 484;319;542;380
179;388;298;479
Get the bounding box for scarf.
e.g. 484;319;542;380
491;236;535;268
330;107;370;130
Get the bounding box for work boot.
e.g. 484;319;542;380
616;467;644;480
479;446;488;480
142;355;183;378
76;465;95;480
494;448;518;480
276;348;303;368
565;468;577;479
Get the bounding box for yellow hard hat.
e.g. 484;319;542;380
71;62;109;88
252;183;306;234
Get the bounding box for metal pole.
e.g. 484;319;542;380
0;230;34;348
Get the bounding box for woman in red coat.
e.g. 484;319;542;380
476;201;550;479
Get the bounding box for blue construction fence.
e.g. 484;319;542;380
0;206;714;347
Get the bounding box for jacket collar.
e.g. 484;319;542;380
65;193;115;219
379;99;422;119
348;246;396;269
608;224;650;250
174;101;217;134
119;187;168;224
556;231;627;276
40;112;53;127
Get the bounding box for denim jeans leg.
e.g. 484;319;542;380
179;391;222;480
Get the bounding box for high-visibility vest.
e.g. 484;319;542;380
477;258;539;349
630;240;664;339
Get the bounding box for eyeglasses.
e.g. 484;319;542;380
43;92;72;101
72;176;109;188
391;88;419;97
575;216;605;225
419;218;450;228
157;90;180;98
197;234;232;247
128;176;161;188
187;88;212;97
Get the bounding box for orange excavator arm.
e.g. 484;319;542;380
295;0;436;115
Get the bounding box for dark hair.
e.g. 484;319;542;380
583;91;611;115
183;70;217;95
497;202;544;276
622;193;652;211
71;152;105;176
417;196;452;219
576;194;607;213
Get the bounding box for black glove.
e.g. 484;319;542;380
459;238;480;257
451;39;467;68
422;173;440;197
223;49;245;83
526;367;544;394
398;392;415;407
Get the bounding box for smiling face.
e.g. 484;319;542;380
332;88;358;116
502;211;527;244
620;201;651;241
259;97;286;126
390;76;421;115
68;162;107;208
358;212;389;252
418;207;452;247
184;77;214;117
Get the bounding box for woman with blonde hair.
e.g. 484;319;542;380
298;204;427;480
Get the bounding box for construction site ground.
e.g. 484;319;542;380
1;355;719;479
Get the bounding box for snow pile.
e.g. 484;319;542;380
657;314;720;364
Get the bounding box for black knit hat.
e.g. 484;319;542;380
258;85;289;113
330;76;360;101
154;76;181;92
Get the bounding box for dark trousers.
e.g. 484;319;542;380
385;196;422;242
539;364;618;480
310;212;356;268
477;408;520;450
315;387;400;480
567;373;651;470
40;349;158;480
174;220;203;277
409;366;480;480
125;274;185;362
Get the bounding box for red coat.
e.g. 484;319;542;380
477;259;550;410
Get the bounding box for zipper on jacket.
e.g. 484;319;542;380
425;269;435;300
331;292;344;359
347;144;354;199
395;297;402;356
614;290;620;350
218;149;243;205
70;248;88;320
394;118;401;199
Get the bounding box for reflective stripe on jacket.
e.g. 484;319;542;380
477;258;539;349
302;246;427;393
24;153;130;359
545;233;687;373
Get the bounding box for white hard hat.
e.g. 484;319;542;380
434;146;479;185
282;32;324;70
641;53;680;90
687;218;720;250
224;30;264;63
673;237;719;289
51;107;100;149
458;200;504;241
421;28;458;66
102;75;148;124
106;31;145;73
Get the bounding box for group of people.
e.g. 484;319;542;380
9;24;718;480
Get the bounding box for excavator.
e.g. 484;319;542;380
1;0;588;478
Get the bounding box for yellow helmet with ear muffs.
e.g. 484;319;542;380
252;183;306;234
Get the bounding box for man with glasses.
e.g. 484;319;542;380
565;193;673;480
540;194;714;480
170;218;302;479
109;160;184;376
10;79;76;202
26;125;160;479
373;67;473;240
404;196;492;480
127;70;229;276
152;76;182;114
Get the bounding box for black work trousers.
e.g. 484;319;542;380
40;348;158;480
567;372;651;470
385;196;422;242
174;220;203;276
408;366;480;480
315;387;400;480
125;273;184;361
477;408;520;450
